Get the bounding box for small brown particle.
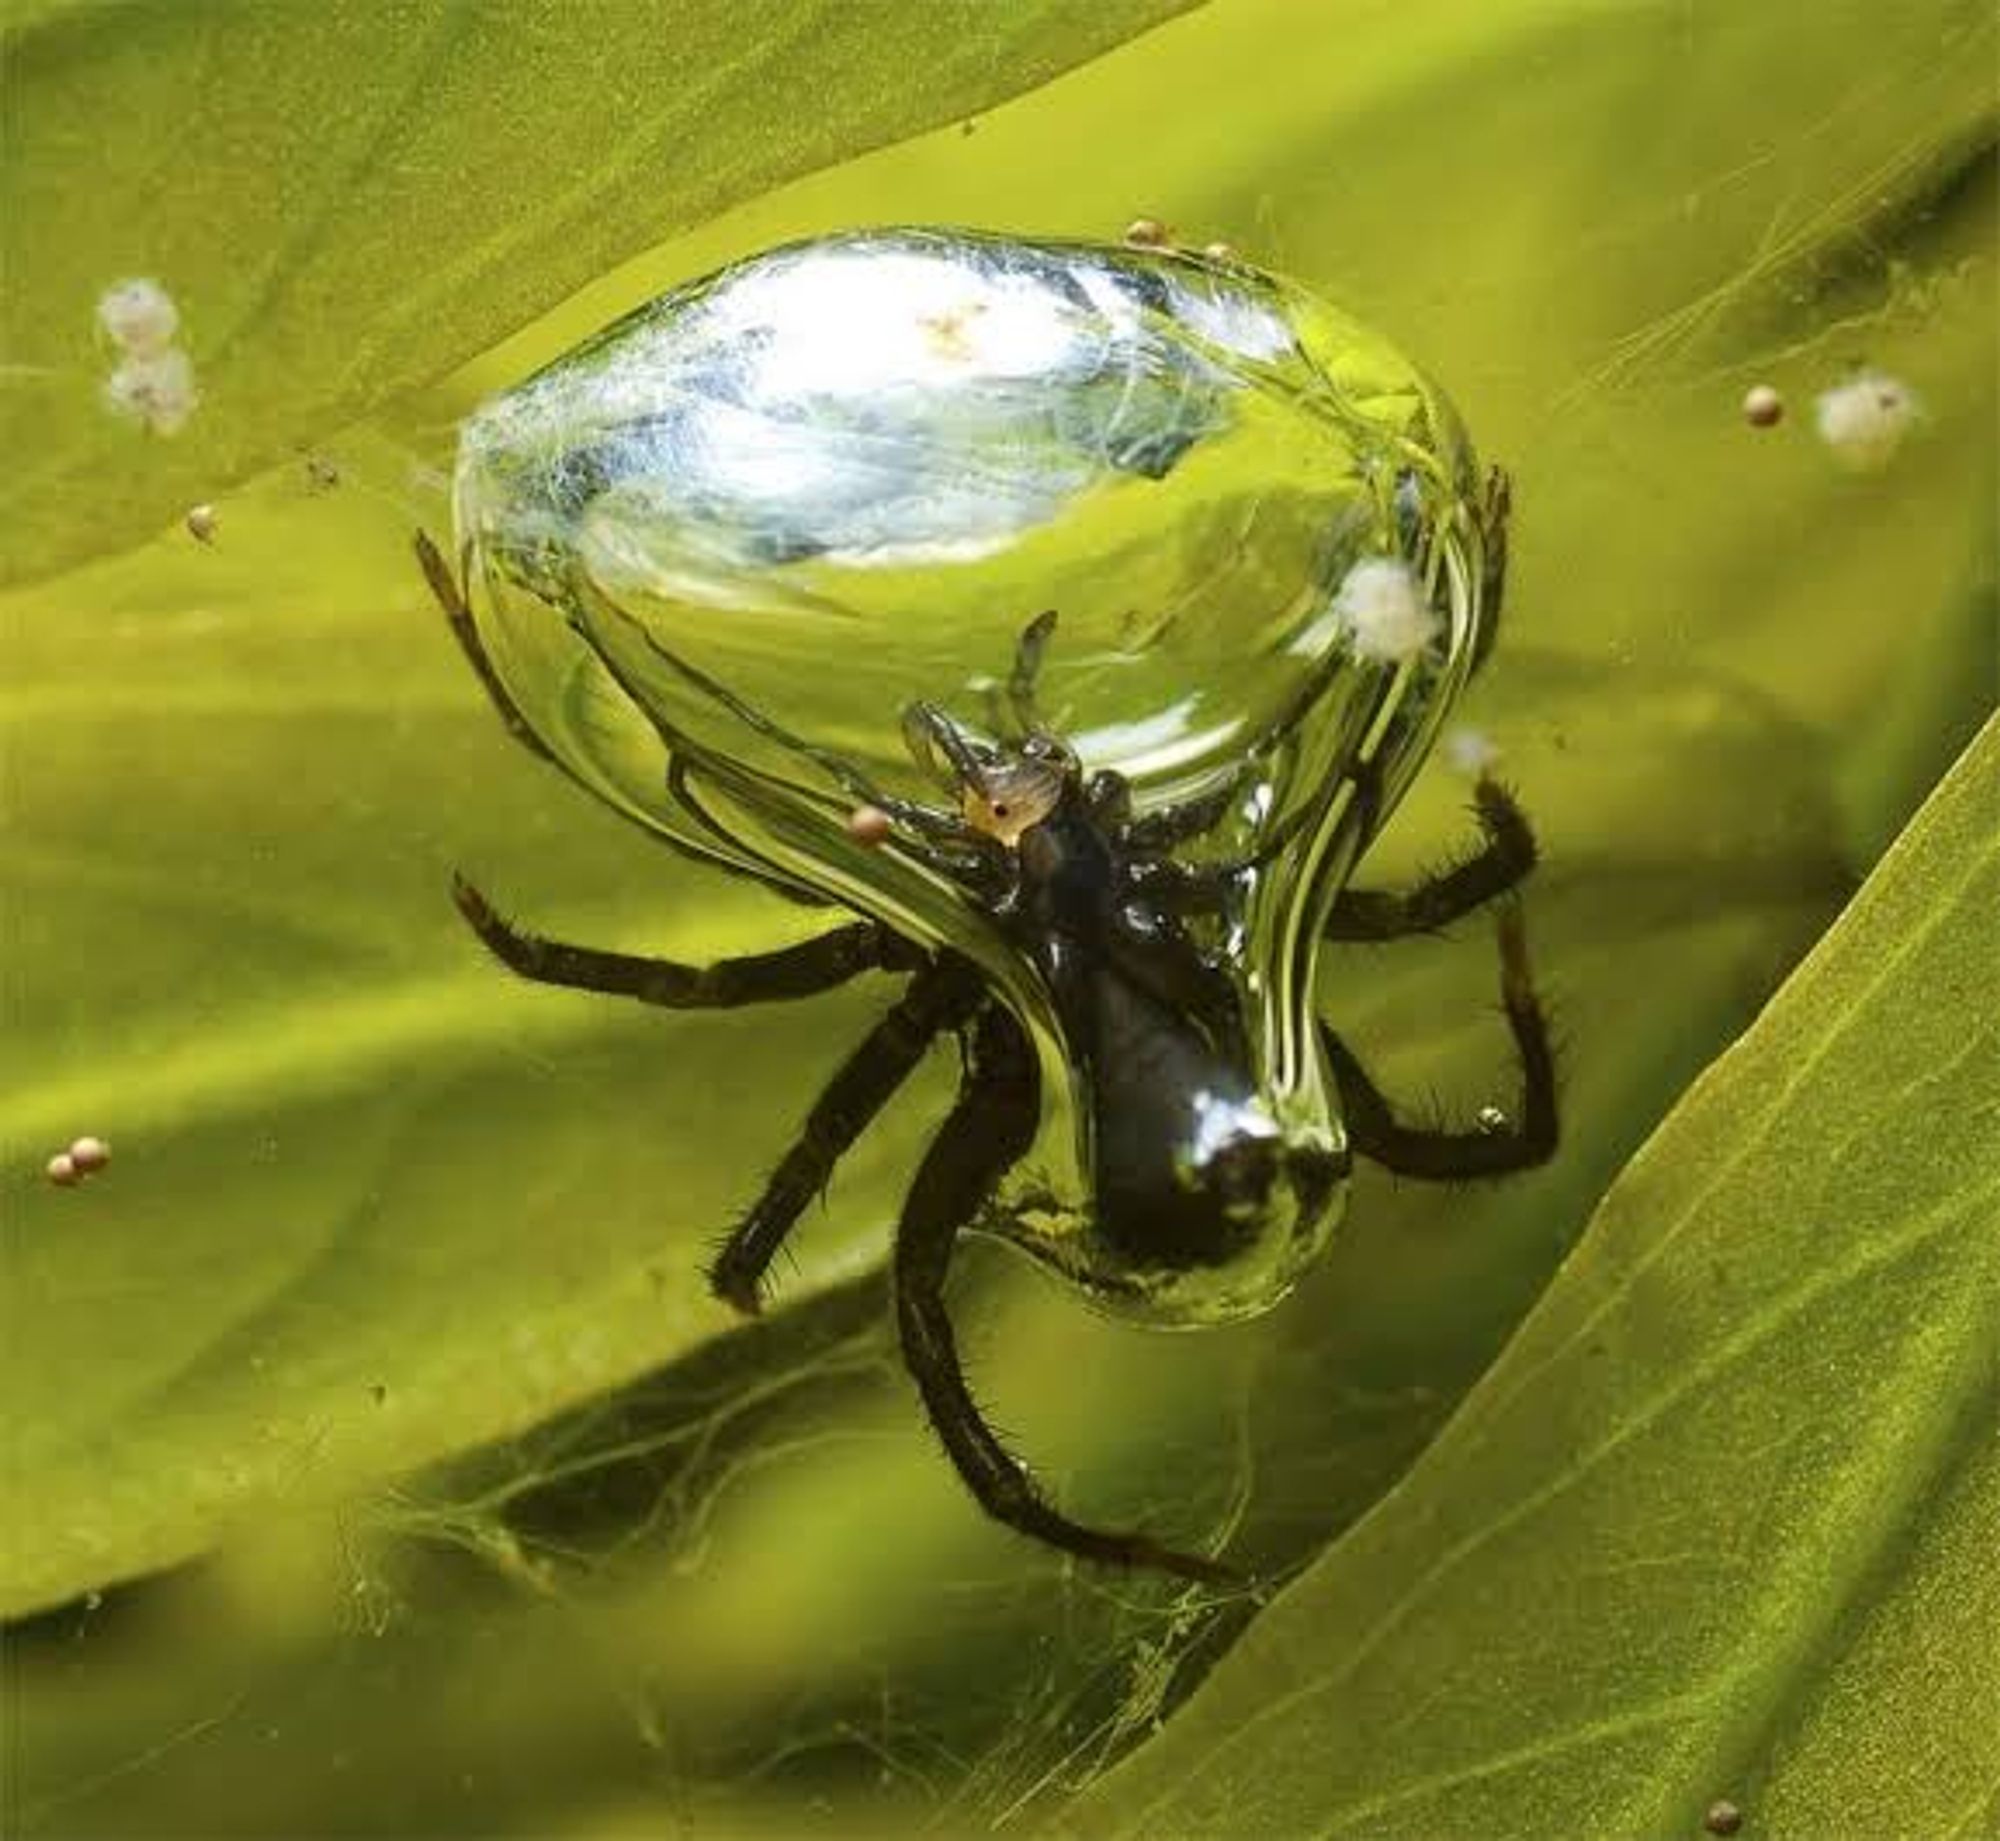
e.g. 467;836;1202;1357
1123;217;1171;249
304;454;340;492
845;804;894;847
1741;384;1784;429
1704;1798;1744;1836
185;503;218;544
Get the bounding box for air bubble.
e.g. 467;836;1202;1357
845;804;894;847
1740;384;1783;428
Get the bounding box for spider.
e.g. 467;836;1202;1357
415;526;1556;1585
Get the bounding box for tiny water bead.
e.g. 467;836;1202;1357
844;803;895;848
45;1135;110;1187
1741;383;1784;428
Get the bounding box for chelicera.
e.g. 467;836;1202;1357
415;523;1556;1585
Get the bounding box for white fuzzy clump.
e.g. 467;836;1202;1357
96;276;198;436
1332;556;1438;663
103;348;199;436
1814;371;1920;472
1443;726;1501;778
97;277;181;355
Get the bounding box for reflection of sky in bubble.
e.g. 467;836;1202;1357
457;228;1486;878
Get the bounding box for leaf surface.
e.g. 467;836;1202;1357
1072;713;2000;1838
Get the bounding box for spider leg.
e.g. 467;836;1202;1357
1083;769;1132;832
709;955;985;1313
452;875;922;1006
1473;464;1511;671
1323;901;1557;1178
415;530;563;769
1326;775;1537;941
894;1002;1238;1586
1118;776;1243;853
1006;608;1058;736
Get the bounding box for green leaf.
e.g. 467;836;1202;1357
0;0;1193;585
1070;711;2000;1839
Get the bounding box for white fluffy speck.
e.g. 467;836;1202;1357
104;347;199;436
97;278;181;356
1444;726;1501;777
1814;371;1919;471
1332;556;1437;663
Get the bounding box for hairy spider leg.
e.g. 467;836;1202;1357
1322;900;1557;1178
451;875;913;1007
1117;775;1246;853
1325;774;1538;940
894;1002;1239;1586
709;954;985;1314
1006;608;1059;737
448;876;971;1312
415;530;563;769
1472;465;1511;670
902;700;989;792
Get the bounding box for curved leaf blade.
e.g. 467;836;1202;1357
0;0;1193;584
1073;712;2000;1838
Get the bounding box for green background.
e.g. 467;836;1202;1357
3;1;1994;1834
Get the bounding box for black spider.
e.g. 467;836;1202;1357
415;513;1555;1586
